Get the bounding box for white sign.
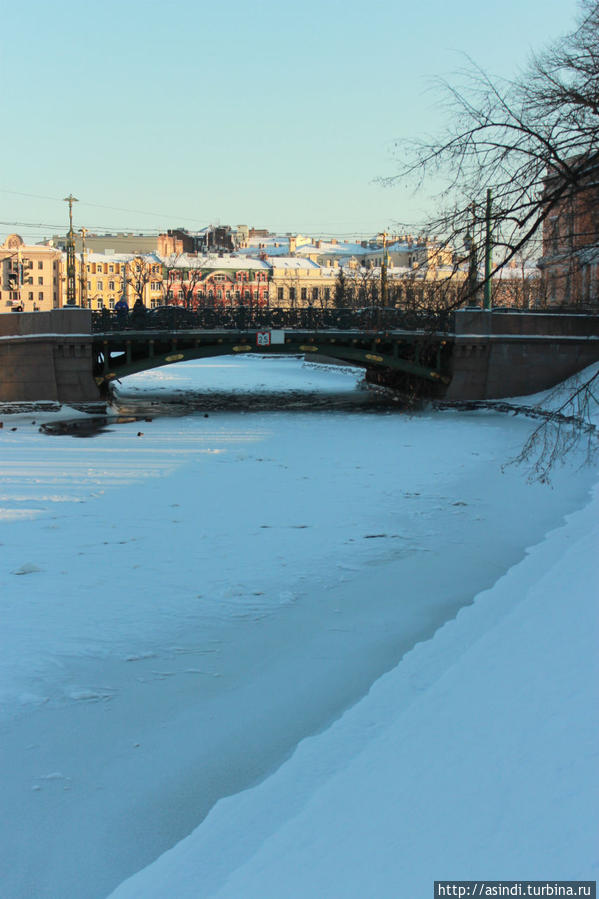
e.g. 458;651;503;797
256;330;285;346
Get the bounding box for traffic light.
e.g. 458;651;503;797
8;271;18;290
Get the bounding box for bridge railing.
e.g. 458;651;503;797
91;305;454;333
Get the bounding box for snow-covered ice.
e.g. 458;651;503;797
0;356;597;898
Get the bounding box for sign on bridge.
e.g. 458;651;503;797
256;330;285;347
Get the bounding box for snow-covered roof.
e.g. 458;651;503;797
269;257;320;270
161;253;270;271
296;241;369;257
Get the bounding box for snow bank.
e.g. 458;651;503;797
108;366;599;899
110;480;599;899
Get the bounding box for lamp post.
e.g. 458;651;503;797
483;188;493;310
464;202;478;304
63;194;79;306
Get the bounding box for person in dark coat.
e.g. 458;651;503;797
131;297;148;327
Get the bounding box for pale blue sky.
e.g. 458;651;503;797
1;0;579;243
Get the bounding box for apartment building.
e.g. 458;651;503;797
538;155;599;305
62;252;164;309
0;234;62;312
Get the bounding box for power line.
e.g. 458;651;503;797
0;188;208;226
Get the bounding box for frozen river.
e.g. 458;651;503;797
0;357;595;898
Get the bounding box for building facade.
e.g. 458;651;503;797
164;254;271;307
0;234;62;313
62;252;164;310
537;156;599;305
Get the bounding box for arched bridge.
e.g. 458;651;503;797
1;307;598;405
91;306;453;396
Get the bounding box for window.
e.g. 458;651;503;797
109;265;114;273
312;287;318;300
28;291;34;300
87;280;91;290
97;280;103;290
109;281;115;290
38;292;43;301
289;287;296;301
38;277;43;285
277;287;284;301
109;298;115;309
38;261;43;269
550;219;559;255
96;299;103;309
324;287;330;301
301;287;307;300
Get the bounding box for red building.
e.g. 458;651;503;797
163;255;271;308
538;155;599;305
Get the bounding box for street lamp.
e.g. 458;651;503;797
464;202;479;304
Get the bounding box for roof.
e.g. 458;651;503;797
162;253;270;271
269;257;320;270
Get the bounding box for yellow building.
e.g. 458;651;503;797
0;234;62;312
63;252;164;309
269;258;336;306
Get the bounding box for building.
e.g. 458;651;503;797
163;254;271;307
0;234;62;312
270;258;335;306
44;231;184;257
537;155;599;305
61;252;164;310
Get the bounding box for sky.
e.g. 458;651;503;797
1;0;580;245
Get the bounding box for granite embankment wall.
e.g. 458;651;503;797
0;310;100;403
445;310;599;400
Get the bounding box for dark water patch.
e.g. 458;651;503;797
112;387;406;418
40;416;138;438
38;388;410;437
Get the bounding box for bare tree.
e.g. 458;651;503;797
126;256;154;307
178;265;203;309
387;0;599;472
388;0;599;307
159;253;182;306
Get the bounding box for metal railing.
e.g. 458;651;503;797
91;305;454;334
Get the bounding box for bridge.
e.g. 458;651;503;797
1;307;599;405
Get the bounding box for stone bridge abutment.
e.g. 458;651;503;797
0;309;100;403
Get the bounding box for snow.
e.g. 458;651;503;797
166;253;270;271
1;357;597;898
111;485;599;898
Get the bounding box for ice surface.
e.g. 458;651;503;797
1;356;596;899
